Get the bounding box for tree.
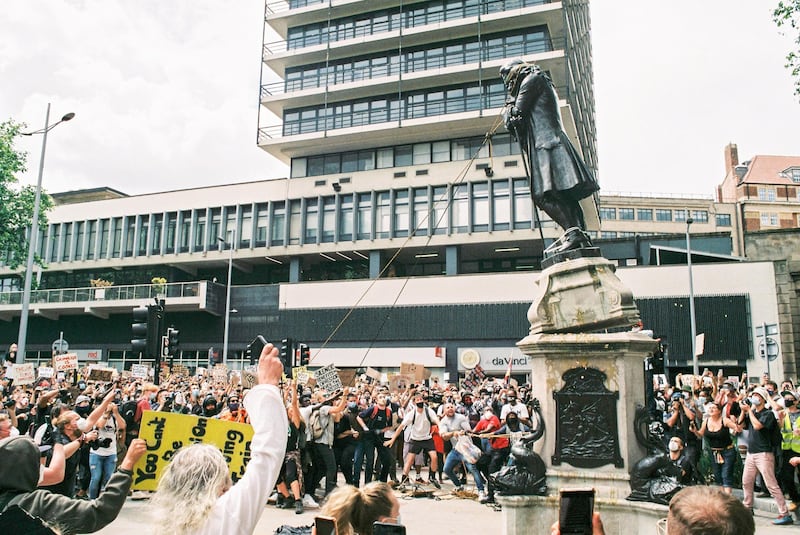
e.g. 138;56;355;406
774;1;800;99
0;119;53;272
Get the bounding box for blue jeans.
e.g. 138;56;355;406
89;452;117;499
444;449;484;491
711;446;737;489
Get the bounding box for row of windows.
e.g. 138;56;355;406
283;81;506;136
598;207;713;224
291;133;521;178
757;185;800;201
20;180;540;267
283;28;552;92
286;0;550;49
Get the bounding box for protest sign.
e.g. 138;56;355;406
131;364;150;380
400;362;430;382
132;411;254;491
88;367;115;382
241;370;258;389
389;374;414;392
212;364;228;383
54;353;78;372
171;364;190;377
365;367;381;381
37;366;54;379
337;369;357;388
292;366;310;385
13;363;35;385
314;364;342;393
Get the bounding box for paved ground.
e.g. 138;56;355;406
95;480;795;535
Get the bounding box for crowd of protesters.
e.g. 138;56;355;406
3;343;800;532
651;369;800;526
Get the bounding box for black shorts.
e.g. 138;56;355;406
408;438;436;455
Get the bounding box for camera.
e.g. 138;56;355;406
3;399;15;409
742;398;752;407
89;437;112;450
670;392;683;403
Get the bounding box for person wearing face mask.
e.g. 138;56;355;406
500;389;531;427
333;393;361;486
738;386;793;525
385;393;441;489
664;437;694;485
493;411;531;460
439;402;487;501
218;394;247;424
355;393;395;485
777;389;800;510
473;406;507;503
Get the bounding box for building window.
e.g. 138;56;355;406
472;182;489;232
691;210;709;223
758;187;776;201
288;200;302;245
137;217;149;256
357;193;372;240
304;199;319;244
618;231;635;237
375;191;391;238
339;194;354;241
637;209;653;221
393;190;409;237
600;231;617;239
151;215;162;255
512;178;532;229
86;220;97;260
715;213;732;227
321;196;336;243
792;168;800;183
618;208;634;221
432;186;448;235
412;188;429;235
492;180;510;231
674;209;687;222
655;209;672;222
271;202;286;246
165;213;177;254
599;207;616;220
760;212;779;226
451;184;468;233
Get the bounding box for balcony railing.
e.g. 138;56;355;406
0;281;201;307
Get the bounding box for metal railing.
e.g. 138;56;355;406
603;191;715;201
0;281;201;307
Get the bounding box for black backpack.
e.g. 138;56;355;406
121;400;138;433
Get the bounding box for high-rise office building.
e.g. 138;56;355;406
257;0;596;272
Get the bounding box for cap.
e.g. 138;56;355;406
782;390;799;400
721;382;735;391
681;384;693;393
75;395;91;405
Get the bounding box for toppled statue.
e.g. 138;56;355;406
489;400;547;496
627;406;685;505
500;59;599;256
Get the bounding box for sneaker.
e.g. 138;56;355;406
399;474;410;486
295;499;304;515
430;478;441;490
416;477;424;484
302;494;319;509
478;490;489;503
275;495;285;508
774;515;794;526
452;486;464;494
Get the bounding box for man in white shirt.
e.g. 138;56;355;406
439;402;486;501
500;390;530;426
385;393;441;488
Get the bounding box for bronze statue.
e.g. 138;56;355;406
489;400;547;496
500;59;599;255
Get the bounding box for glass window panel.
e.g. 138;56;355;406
395;145;412;166
339;194;354;241
289;200;302;245
357;193;372;240
513;178;532;229
452;184;468;233
472;182;489;231
637;209;653;221
619;208;634;220
305;199;319;243
271;202;286;246
412;187;429;235
413;143;431;165
394;190;409;237
165;212;177;254
432;141;450;162
377;148;394;168
492;180;510;230
376;191;391;238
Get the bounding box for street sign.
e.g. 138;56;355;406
52;338;69;354
755;324;778;337
759;337;779;362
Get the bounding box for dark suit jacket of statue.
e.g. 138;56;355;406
506;68;598;203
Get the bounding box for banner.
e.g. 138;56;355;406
54;353;78;372
13;363;35;385
131;364;150;380
313;364;342;393
37;366;54;379
88;368;115;382
132;411;254;491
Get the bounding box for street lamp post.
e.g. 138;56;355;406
16;104;75;364
218;229;236;364
686;217;698;375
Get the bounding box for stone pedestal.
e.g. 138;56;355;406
528;255;639;334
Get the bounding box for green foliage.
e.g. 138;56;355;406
774;0;800;99
0;119;54;271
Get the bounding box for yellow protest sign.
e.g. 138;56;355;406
132;411;254;491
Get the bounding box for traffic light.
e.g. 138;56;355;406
280;338;293;370
161;335;170;358
131;305;159;357
299;343;310;367
167;327;180;357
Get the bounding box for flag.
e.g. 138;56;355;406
504;356;513;383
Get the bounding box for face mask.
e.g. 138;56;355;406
75;405;91;417
416;402;424;408
228;403;239;412
785;399;795;408
698;397;707;405
508;398;517;404
668;442;680;452
682;393;690;400
767;390;775;397
347;402;357;410
483;412;493;420
749;396;762;406
149;394;157;402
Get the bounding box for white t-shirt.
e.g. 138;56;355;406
401;406;438;441
500;402;529;422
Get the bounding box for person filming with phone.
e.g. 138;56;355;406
313;482;404;535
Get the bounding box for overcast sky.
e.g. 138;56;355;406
2;1;799;197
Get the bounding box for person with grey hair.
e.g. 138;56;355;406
150;342;287;535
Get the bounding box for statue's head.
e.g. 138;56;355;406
500;59;526;86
